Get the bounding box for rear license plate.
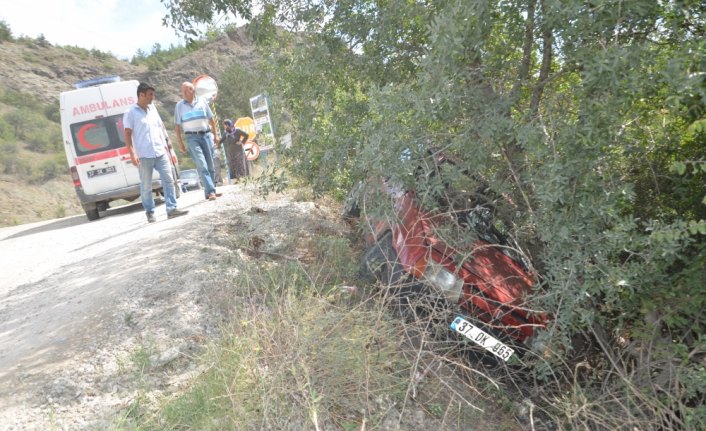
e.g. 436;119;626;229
87;166;117;178
450;316;515;362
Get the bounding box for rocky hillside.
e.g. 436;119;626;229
0;27;259;227
0;26;257;105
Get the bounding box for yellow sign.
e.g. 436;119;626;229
234;117;257;141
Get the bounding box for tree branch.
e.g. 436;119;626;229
529;0;553;118
508;0;537;108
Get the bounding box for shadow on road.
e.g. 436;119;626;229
1;201;147;241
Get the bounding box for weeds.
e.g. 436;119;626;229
129;346;153;375
115;210;519;430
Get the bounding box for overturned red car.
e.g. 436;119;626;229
344;158;548;362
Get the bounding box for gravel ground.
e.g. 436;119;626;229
0;181;523;431
0;183;349;430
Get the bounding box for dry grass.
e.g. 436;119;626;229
109;177;702;431
0;174;83;227
116;203;524;430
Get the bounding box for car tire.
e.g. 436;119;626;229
83;203;99;221
362;231;405;285
362;231;425;314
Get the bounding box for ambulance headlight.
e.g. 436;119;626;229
423;261;464;301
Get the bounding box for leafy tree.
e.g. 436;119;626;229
163;0;706;428
131;48;147;65
215;61;266;121
0;20;12;41
35;33;50;47
131;41;204;70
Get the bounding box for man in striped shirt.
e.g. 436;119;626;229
174;81;222;201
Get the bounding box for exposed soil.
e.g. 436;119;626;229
0;184;330;429
0;182;516;430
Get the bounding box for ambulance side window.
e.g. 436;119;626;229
113;115;126;145
70;114;125;155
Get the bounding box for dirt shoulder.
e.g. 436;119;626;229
0;182;521;431
0;184;345;429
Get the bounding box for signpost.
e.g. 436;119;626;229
243;141;260;161
249;94;274;142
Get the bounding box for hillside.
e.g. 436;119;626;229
0;27;257;106
0;27;258;227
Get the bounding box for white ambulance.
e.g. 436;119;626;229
60;76;179;221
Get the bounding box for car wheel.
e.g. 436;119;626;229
82;203;99;221
362;231;405;285
362;231;425;314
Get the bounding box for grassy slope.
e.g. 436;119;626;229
0;174;82;227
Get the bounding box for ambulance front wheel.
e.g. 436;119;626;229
82;203;100;221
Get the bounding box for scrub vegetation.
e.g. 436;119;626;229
1;1;705;427
0;86;63;180
162;1;706;429
113;215;521;431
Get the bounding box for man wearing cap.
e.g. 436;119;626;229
123;82;188;223
174;81;222;201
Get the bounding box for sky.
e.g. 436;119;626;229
0;0;188;60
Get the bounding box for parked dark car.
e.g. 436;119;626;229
344;155;548;362
178;169;202;191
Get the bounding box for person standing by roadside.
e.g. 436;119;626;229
212;140;224;185
174;81;222;200
220;119;250;183
123;82;188;223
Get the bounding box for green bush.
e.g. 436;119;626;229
0;118;15;141
61;45;90;60
0;86;42;111
130;41;204;71
43;101;60;123
29;156;64;184
0;152;31;176
25;125;62;153
0;20;12;41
